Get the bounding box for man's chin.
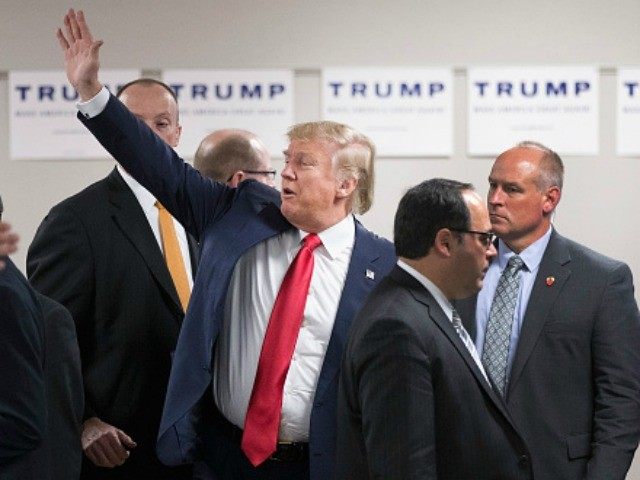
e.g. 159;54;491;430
280;202;297;223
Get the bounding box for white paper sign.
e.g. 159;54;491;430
617;68;640;156
10;70;140;160
322;68;453;157
468;66;599;156
161;70;293;158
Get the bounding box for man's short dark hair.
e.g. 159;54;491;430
0;194;3;220
394;178;473;259
194;135;263;182
116;78;178;103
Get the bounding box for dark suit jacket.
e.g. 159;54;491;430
37;293;84;480
457;230;640;480
78;94;397;480
0;258;46;478
336;266;533;480
27;168;198;478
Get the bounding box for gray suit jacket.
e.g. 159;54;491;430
337;266;533;479
457;230;640;480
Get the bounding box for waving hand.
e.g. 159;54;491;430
56;9;103;100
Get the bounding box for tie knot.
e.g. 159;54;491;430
506;255;524;275
302;233;322;252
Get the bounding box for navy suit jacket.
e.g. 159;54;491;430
79;94;396;480
0;259;46;478
456;230;640;480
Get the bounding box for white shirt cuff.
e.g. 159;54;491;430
77;86;110;119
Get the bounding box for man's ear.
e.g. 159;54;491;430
542;186;561;215
336;177;358;199
433;228;454;258
227;171;245;188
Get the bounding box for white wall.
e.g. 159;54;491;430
1;0;640;475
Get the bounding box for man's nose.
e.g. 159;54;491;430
488;188;503;205
486;242;497;258
281;163;294;179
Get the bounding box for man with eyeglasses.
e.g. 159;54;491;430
194;129;277;188
456;141;640;480
336;178;533;479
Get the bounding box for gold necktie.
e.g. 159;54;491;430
155;201;191;312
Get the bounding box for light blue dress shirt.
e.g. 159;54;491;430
475;227;553;381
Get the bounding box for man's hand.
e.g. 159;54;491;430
81;417;137;468
56;9;103;101
0;222;19;269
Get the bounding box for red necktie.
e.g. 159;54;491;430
241;233;323;466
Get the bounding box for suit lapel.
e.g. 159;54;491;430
314;220;384;402
107;168;183;315
507;231;571;396
394;267;507;413
187;234;200;275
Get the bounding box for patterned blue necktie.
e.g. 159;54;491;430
482;255;525;396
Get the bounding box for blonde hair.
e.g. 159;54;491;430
287;121;376;214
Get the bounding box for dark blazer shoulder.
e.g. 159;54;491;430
552;231;626;270
48;168;121;215
353;219;396;265
237;178;281;206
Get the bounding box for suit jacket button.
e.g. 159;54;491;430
518;454;529;466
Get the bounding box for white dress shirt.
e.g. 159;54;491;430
117;163;193;290
214;215;355;442
397;260;489;383
78;87;349;440
78;89;194;290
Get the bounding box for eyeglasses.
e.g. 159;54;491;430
449;228;496;248
243;169;278;181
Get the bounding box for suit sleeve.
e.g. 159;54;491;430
587;262;640;480
0;283;46;463
354;317;436;479
27;206;97;420
78;95;236;241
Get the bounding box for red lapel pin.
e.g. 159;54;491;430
545;276;555;286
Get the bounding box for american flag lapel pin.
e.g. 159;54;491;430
545;276;555;286
366;269;375;280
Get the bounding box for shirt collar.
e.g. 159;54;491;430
396;260;454;322
298;214;355;260
117;165;157;211
497;225;553;272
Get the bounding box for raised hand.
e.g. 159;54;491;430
56;9;103;100
81;417;137;468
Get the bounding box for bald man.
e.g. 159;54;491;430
194;129;276;187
